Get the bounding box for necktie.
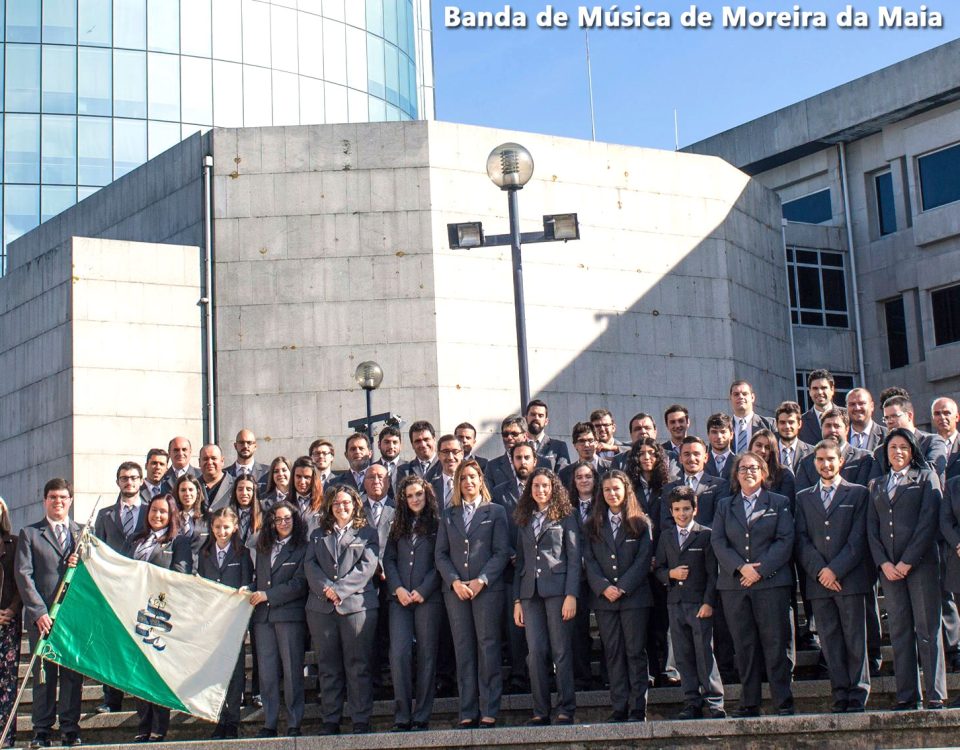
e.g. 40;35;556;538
610;514;621;536
217;548;226;567
150;485;161;498
781;447;791;467
852;432;864;450
444;477;453;507
136;535;157;561
580;501;590;522
679;527;689;546
271;541;284;566
735;420;748;453
239;511;250;540
686;475;698;492
463;502;475;531
55;523;67;552
743;496;755;518
122;505;136;538
533;514;543;537
821;485;834;510
370;502;382;526
420;460;430;476
715;454;726;474
887;472;902;495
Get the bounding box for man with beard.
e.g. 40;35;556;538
525;400;570;471
845;388;886;453
142;449;168;499
225;428;269;485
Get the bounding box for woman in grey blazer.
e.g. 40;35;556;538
305;485;380;736
260;456;292;511
582;469;654;723
174;474;208;567
128;494;192;742
384;475;442;731
249;501;308;738
869;427;945;709
435;459;510;728
513;468;580;725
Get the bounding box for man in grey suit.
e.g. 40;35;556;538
795;409;875;490
881;396;949;478
932;397;960;481
361;463;395;693
141;449;168;500
455;422;489;472
525;399;570;472
798;369;837;446
486;416;532;490
158;436;201;495
775;401;814;473
846;388;886;452
15;478;84;748
225;428;269;485
398;421;441;482
728;380;773;454
704;413;735;481
558;423;610;487
199;444;235;513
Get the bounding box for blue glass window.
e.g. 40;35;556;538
241;0;271;67
298;13;323;78
875;171;897;236
5;45;41;112
4;184;39;250
365;0;383;35
383;0;397;45
180;57;212;124
181;0;212;57
78;0;112;46
5;114;40;182
148;53;180;121
212;61;243;126
7;0;41;42
78;117;112;185
114;49;147;118
782;189;832;224
43;0;77;43
384;43;399;106
271;6;298;73
78;48;112;116
41;115;77;184
41;185;76;222
115;0;147;49
42;46;78;114
211;0;242;62
918;144;960;211
366;35;384;99
148;120;181;158
114;118;146;178
272;71;298;125
148;0;179;52
242;65;271;126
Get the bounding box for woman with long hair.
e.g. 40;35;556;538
174;473;208;564
128;494;191;742
196;508;253;739
384;475;442;731
305;485;380;736
229;475;262;546
565;461;601;689
582;470;653;723
748;429;796;507
435;459;510;728
513;468;579;725
249;501;308;737
0;498;22;748
869;427;945;709
289;456;324;533
261;457;292;511
623;438;671;520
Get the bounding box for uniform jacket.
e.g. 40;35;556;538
711;490;794;591
435;501;510;591
196;542;254;589
513;512;580;601
796;443;875;491
15;519;83;625
582;514;653;610
654;522;718;607
383;528;441;603
867;466;941;570
940;476;960;592
251;540;307;623
305;524;379;615
658;474;727;530
94;497;149;551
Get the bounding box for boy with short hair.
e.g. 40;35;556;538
654;487;725;719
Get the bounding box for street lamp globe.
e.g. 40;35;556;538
486;142;534;190
354;361;384;391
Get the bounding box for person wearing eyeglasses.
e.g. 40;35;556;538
879;396;949;479
249;501;308;738
225;429;269;485
306;485;380;736
711;452;795;718
485;416;539;490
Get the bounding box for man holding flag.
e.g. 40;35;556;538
14;478;83;749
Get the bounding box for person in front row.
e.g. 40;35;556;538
794;439;871;713
654;486;725;720
249;501;308;738
582;470;653;723
196;507;254;738
435;459;510;728
711;452;795;717
513;468;580;726
306;485;380;736
384;475;442;731
867;428;946;710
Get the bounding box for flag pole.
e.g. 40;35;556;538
0;496;103;747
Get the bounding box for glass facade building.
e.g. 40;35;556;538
0;0;434;270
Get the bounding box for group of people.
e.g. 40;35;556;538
1;370;959;746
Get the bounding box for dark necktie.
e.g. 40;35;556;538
821;485;834;510
122;505;137;538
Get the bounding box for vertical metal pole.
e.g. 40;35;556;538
202;155;217;444
365;388;373;444
507;188;531;413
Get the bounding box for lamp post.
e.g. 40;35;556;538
354;361;384;443
447;143;580;412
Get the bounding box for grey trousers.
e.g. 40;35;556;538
389;599;441;724
596;606;650;716
307;608;378;725
444;587;504;720
253;620;305;730
668;601;724;710
521;594;576;717
810;594;870;708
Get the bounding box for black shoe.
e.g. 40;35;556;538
655;673;681;688
926;700;945;710
149;736;165;743
892;701;920;711
256;727;278;738
94;703;116;714
606;711;627;723
411;721;429;731
733;705;760;718
287;726;302;736
525;716;550;726
831;700;848;714
133;736;150;744
706;708;727;719
676;705;702;720
352;723;371;734
456;718;479;729
479;719;497;729
628;711;646;722
797;632;821;650
555;714;574;725
846;704;865;713
29;736;51;749
61;736;81;749
223;727;239;739
210;728;226;740
319;723;340;736
391;723;411;732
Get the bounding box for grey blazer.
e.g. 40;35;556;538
15;519;83;626
383;530;441;603
940;476;960;592
127;533;193;573
582;515;653;610
203;473;236;514
654;522;718;607
711;490;794;591
513;513;580;601
94;498;148;551
305;525;380;615
867;466;941;570
362;498;396;564
435;502;510;591
251;541;308;623
796;442;875;491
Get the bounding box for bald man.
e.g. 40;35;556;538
225;428;269;485
933;398;960;481
200;443;235;514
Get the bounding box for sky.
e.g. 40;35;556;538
430;1;958;150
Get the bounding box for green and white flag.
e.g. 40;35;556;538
40;534;253;722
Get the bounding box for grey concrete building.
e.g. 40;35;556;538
0;121;791;523
685;39;960;425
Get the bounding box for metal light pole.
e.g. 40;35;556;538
354;361;384;443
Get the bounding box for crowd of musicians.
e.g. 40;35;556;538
1;370;959;746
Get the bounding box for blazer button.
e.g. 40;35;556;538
613;577;619;582
464;562;469;567
678;581;684;586
825;536;831;541
890;534;894;538
410;561;414;566
745;546;750;551
610;555;615;559
825;521;830;526
334;576;338;580
537;569;542;574
410;551;414;556
612;565;617;570
889;522;893;526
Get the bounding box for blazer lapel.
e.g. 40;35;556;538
337;528;358;563
465;504;489;538
731;496;749;530
680;523;701;552
824;481;847;517
41;523;63;556
323;531;339;561
602;518;618;552
270;541;293;572
891;468;919;503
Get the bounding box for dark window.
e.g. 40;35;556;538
782;189;832;224
786;247;849;329
918;144;960;211
884;297;909;369
795;371;855;412
875;171;897;235
932;284;960;346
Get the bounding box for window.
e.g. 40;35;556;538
42;46;77;114
884;297;909;369
5;45;41;112
78;0;112;46
795;371;855;412
786;246;849;328
918;144;960;211
78;116;112;185
932;284;960;346
78;48;112;115
41;115;77;184
782;188;832;225
875;171;897;236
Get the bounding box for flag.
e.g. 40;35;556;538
39;534;253;722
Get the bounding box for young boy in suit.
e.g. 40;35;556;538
654;486;725;719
